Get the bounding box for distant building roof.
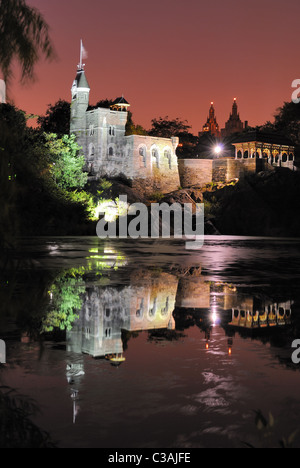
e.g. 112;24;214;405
232;130;295;147
110;96;130;112
112;96;130;106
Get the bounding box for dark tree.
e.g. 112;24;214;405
125;111;147;136
0;0;55;85
273;101;300;145
149;116;191;138
149;116;198;158
88;99;114;111
38;99;70;136
260;101;300;145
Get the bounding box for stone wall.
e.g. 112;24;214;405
178;158;269;188
178;159;214;187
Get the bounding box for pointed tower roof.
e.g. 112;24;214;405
74;69;90;89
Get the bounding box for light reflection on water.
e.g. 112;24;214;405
1;236;300;448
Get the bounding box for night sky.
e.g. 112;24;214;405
7;0;300;133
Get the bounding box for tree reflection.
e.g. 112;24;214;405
0;385;56;448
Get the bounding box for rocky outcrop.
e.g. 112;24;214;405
208;168;300;237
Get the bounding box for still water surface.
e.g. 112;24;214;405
1;236;300;448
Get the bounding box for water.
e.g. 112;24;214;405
1;236;300;448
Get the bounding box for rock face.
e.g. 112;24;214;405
208;168;300;237
94;168;300;238
160;188;203;207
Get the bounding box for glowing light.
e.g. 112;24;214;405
228;347;232;356
214;144;223;155
206;342;209;350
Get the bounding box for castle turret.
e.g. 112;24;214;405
70;68;90;134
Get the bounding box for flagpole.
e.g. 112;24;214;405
80;39;83;69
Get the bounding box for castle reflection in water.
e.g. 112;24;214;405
66;266;293;365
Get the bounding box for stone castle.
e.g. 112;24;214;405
70;65;296;195
70;67;180;195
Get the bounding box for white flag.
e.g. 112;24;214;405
81;43;88;59
81;41;88;60
0;79;6;104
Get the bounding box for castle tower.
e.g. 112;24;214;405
202;102;220;137
221;98;244;137
70;68;90;134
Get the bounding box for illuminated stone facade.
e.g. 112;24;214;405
70;68;180;195
67;270;178;359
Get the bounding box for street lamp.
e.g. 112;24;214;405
214;144;223;157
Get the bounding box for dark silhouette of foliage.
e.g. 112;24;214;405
149;116;191;138
38;99;70;137
0;0;55;86
0;386;56;448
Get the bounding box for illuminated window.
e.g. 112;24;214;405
139;146;147;168
151;148;159;168
149;298;157;317
164;149;172;169
136;298;144;318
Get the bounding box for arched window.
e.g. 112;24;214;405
243;151;249;159
89;144;95;157
164;149;172;169
282;153;288;163
149;298;157;318
108;146;114;157
136;298;144;318
237;150;242;159
289;153;294;161
151;148;159;168
139;146;147;168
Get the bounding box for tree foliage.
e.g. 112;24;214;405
0;386;56;448
273;101;300;145
42;273;85;333
261;101;300;145
45;133;88;191
149;116;191;138
0;0;55;85
0;103;92;241
125;111;148;136
37;99;70;137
